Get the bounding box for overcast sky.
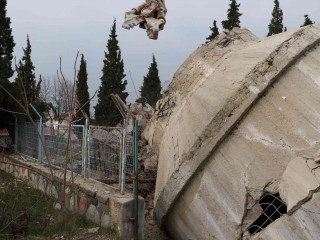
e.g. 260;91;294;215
6;0;320;104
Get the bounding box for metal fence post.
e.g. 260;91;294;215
87;126;92;178
40;122;44;162
133;119;139;240
29;104;43;162
83;119;89;179
120;119;127;194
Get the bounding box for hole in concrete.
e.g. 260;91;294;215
247;192;287;235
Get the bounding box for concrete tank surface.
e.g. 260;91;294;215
145;25;320;239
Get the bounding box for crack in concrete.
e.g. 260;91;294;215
286;160;320;215
232;131;295;152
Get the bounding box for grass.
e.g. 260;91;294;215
0;170;118;239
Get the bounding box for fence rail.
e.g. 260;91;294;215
15;121;136;193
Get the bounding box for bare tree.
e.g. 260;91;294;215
40;75;74;123
0;53;88;234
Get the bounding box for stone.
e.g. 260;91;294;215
101;213;110;228
138;144;158;172
54;203;61;210
69;194;78;211
87;227;100;234
86;204;100;224
129;102;154;130
78;197;88;214
144;155;158;172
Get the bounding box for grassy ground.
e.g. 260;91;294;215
0;170;119;240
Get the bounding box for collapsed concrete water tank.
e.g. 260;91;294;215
145;25;320;239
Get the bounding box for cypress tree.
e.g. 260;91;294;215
139;54;161;107
221;0;242;30
0;0;15;129
301;14;314;27
0;0;15;91
76;54;90;124
267;0;284;36
206;20;219;43
95;20;128;126
15;35;37;105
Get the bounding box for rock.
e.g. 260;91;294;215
78;197;88;214
91;128;121;144
148;25;320;239
144;155;158;172
148;220;155;226
138;144;158;172
87;227;100;234
86;204;100;224
129;102;154;129
54;203;61;210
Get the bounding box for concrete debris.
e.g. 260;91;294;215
122;0;167;40
129;102;154;129
142;25;320;239
91;128;121;143
87;227;100;234
139;144;158;172
155;93;176;119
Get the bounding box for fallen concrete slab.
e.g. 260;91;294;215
146;24;320;239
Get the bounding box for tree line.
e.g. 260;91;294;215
0;0;318;132
0;0;162;132
206;0;316;42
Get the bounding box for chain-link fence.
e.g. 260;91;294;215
15;121;136;193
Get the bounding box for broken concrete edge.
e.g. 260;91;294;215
280;156;320;215
250;188;320;239
288;182;320;215
164;28;258;104
153;25;320;228
0;154;145;240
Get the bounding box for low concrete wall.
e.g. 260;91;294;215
0;154;144;240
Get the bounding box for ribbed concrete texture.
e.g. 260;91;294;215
145;24;320;239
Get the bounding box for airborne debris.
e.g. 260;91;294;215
122;0;167;40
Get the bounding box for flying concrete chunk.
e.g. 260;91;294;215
122;0;167;40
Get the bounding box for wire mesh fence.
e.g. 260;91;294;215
16;122;39;160
124;128;137;191
16;121;136;192
43;123;84;175
88;126;122;188
246;192;287;237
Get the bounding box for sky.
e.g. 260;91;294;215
6;0;320;105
